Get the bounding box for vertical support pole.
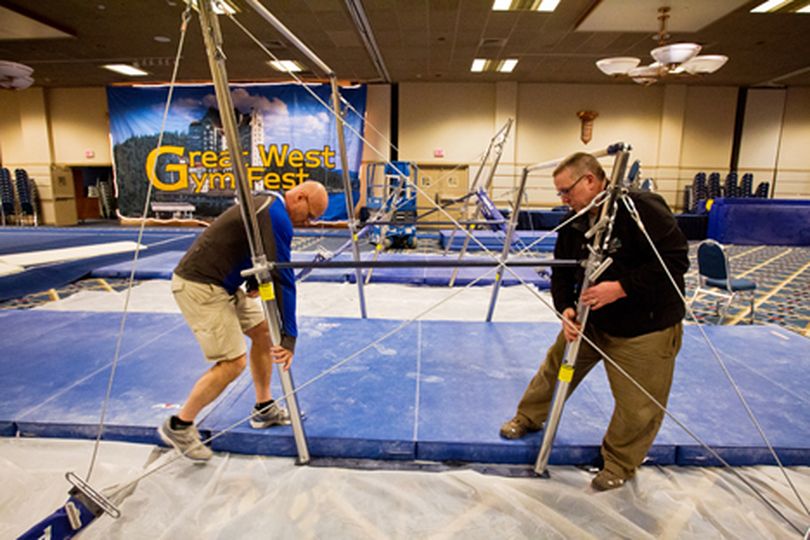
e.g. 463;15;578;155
196;0;309;464
533;148;630;476
485;164;529;321
330;75;368;318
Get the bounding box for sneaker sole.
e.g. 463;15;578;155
249;417;292;429
158;425;211;463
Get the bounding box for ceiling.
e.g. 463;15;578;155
1;0;809;89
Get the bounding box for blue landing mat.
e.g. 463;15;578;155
440;229;557;252
1;311;808;467
92;251;551;288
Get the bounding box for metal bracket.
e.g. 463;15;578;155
66;472;121;520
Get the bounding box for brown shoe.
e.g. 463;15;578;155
499;417;542;440
591;469;629;491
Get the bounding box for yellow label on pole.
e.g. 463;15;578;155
353;234;358;242
495;273;501;282
558;364;574;383
259;282;275;301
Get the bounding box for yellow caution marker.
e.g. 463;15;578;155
259;282;275;301
558;364;574;383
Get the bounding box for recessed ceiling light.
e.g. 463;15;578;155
498;59;518;72
492;0;560;11
102;64;148;76
154;36;171;43
536;0;561;11
750;0;792;12
185;0;238;15
268;60;303;73
471;59;487;72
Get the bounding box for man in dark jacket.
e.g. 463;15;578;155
499;153;688;491
159;181;328;462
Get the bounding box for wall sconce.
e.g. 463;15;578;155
577;110;599;144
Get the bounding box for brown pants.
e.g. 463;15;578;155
516;322;682;479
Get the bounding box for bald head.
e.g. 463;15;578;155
285;180;329;227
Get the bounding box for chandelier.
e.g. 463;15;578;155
595;7;728;85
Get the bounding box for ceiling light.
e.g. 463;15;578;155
498;59;518;72
750;0;792;13
491;0;559;11
185;0;238;15
536;0;561;11
154;35;171;43
470;58;518;74
102;64;148;76
471;59;487;72
595;7;727;85
268;60;303;73
797;4;810;12
0;60;34;90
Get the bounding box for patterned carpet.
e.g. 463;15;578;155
2;242;809;337
685;244;810;336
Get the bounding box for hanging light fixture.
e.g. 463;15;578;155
595;7;728;85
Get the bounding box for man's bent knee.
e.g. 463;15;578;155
216;355;247;381
245;320;269;341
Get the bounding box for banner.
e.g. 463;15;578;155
107;83;367;220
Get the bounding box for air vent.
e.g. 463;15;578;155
480;38;507;49
263;40;287;50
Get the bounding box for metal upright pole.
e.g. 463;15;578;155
243;0;367;318
533;146;631;476
485;164;529;321
330;76;368;316
196;0;309;464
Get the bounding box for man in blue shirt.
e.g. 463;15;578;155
160;181;328;461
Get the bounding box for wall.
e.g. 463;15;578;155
0;88;72;225
395;81;810;211
2;83;808;224
47;87;112;165
775;87;810;199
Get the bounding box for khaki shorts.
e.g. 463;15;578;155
171;273;265;363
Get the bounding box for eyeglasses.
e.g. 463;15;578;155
556;174;589;198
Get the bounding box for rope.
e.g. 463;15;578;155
620;195;809;519
81;6;805;535
84;5;193;483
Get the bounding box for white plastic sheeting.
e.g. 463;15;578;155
1;439;808;539
37;280;561;322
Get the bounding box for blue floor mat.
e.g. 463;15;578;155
2;311;808;467
92;251;550;288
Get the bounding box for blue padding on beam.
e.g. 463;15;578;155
439;229;557;252
707;198;810;246
0;228;199;301
91;250;184;279
2;311;809;466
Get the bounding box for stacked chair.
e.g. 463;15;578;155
723;172;739;198
754;181;770;198
14;169;38;226
740;173;754;198
1;167;16;225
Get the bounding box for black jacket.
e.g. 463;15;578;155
551;190;689;337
